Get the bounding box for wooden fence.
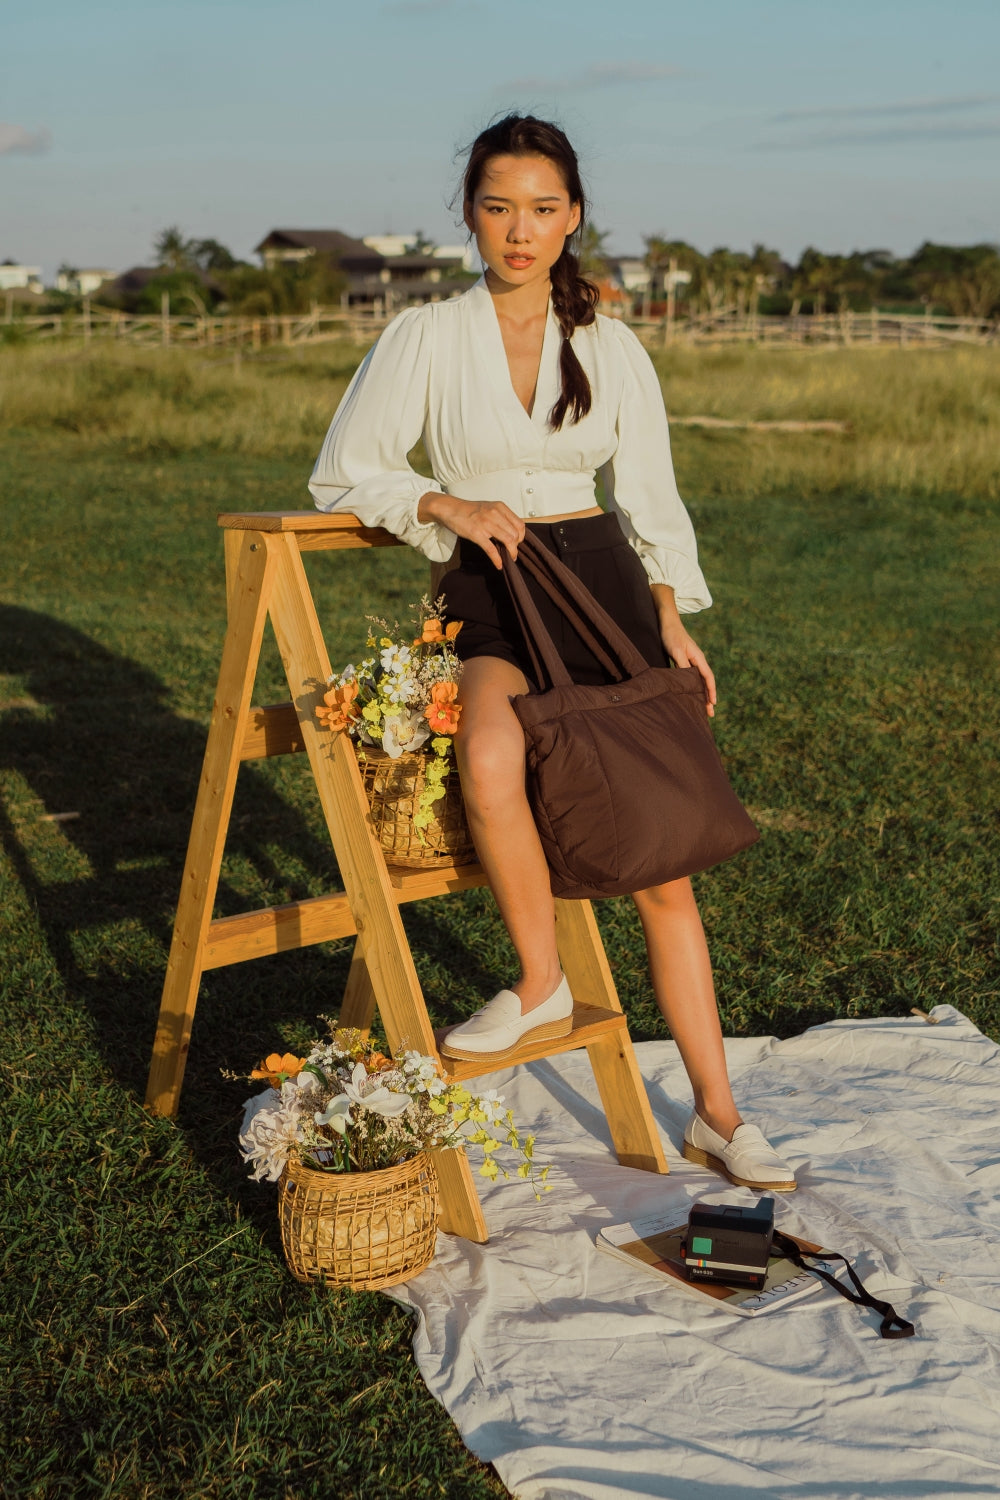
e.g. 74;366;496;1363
4;298;997;351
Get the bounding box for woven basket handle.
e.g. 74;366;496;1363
501;529;652;689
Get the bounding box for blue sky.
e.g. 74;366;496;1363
3;0;999;279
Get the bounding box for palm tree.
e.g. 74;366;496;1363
578;224;611;279
153;227;195;272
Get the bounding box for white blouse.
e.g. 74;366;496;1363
309;276;712;613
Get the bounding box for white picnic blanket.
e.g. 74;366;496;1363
390;1006;1000;1499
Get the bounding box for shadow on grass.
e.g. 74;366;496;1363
0;603;495;1203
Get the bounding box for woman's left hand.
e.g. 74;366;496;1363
659;622;717;718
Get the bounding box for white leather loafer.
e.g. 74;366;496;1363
682;1110;797;1191
440;975;574;1061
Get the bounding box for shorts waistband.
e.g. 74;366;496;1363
456;511;625;571
524;511;625;554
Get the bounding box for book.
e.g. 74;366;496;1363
596;1212;835;1317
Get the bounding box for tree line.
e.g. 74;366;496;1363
56;224;1000;321
585;229;1000;320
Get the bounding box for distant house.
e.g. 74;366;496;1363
364;235;477;273
608;257;651;295
362;234;411;258
606;255;691;310
255;229;383;277
0;262;43;293
593;278;628;316
254;228;471;310
56;268;115;296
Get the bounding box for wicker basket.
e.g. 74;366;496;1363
278;1150;440;1289
359;746;475;869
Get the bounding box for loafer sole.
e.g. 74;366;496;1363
682;1141;797;1192
440;1014;573;1061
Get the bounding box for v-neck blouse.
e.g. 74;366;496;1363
309;276;711;613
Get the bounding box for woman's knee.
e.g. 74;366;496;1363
632;876;697;918
455;722;525;801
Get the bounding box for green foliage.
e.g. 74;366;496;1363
1;344;998;1491
220;257;347;316
641;235;1000;317
578;224;612;278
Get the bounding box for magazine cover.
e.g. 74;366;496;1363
597;1213;836;1317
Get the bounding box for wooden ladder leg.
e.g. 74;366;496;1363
337;934;377;1034
267;534;489;1241
145;533;276;1117
555;899;668;1174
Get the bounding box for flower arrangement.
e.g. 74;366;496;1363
316;596;463;831
236;1027;551;1196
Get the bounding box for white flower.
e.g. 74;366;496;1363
403;1051;439;1082
382;711;430;759
380;644;412;674
314;1095;353;1135
343;1061;412;1118
480;1089;505;1119
239;1089;305;1182
383;673;417;706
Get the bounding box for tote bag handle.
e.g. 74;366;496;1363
501;530;653;690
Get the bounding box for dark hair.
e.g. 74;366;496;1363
461;113;598;430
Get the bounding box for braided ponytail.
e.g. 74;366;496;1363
460;113;599;431
549;243;599;428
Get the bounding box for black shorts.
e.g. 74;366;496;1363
439;511;670;689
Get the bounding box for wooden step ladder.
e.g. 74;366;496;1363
144;511;668;1241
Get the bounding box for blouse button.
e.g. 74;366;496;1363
525;487;534;495
525;469;534;476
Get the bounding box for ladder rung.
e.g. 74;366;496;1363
241;703;303;760
202;861;490;969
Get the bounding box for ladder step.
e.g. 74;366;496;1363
202;861;490;969
435;1004;628;1082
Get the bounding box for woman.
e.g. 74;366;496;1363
310;114;795;1192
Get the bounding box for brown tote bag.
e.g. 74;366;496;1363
501;530;759;900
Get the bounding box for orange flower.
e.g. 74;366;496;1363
424;701;461;735
413;618;463;647
430;680;459;705
250;1052;305;1087
315;680;360;734
365;1050;393;1072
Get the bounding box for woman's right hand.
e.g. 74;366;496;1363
418;492;525;570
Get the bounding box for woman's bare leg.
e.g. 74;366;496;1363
632;880;742;1142
454;657;562;1011
455;660;743;1135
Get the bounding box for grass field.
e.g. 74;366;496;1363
2;338;998;1496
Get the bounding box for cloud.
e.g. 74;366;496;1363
769;93;1000;124
504;61;685;94
758;118;1000;149
0;122;52;156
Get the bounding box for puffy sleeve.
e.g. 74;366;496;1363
598;321;712;614
308;305;456;562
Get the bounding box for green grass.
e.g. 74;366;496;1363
2;341;998;1496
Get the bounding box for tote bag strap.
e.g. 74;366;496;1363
503;546;623;688
502;530;652;689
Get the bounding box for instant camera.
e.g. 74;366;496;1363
680;1196;775;1289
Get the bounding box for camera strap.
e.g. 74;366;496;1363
771;1230;915;1340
